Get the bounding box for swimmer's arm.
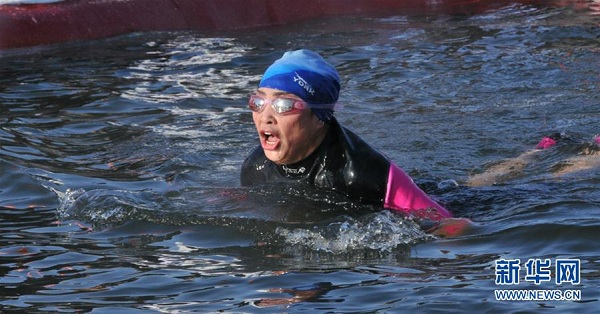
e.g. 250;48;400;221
384;163;452;220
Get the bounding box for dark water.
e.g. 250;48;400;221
1;2;600;312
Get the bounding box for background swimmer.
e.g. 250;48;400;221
466;133;600;187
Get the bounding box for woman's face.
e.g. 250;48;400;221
251;87;328;165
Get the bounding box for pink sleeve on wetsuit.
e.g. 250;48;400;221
384;163;452;220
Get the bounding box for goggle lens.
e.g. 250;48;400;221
248;95;305;115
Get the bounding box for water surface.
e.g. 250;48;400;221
1;2;599;312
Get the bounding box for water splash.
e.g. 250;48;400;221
55;185;432;253
276;210;433;253
56;188;85;220
56;188;172;226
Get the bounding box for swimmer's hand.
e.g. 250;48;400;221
427;218;474;238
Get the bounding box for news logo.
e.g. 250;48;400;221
494;258;581;301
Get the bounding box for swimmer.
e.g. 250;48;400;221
241;49;470;236
466;133;600;187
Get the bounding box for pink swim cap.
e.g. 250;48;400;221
594;135;600;145
536;136;557;149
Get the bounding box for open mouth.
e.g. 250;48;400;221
261;131;280;150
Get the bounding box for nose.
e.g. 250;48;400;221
256;104;277;125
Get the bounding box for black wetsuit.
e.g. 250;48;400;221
241;117;390;206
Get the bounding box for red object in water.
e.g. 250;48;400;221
429;218;474;238
0;0;558;50
536;136;558;149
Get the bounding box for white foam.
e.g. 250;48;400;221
277;211;433;253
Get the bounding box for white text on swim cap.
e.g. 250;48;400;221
293;72;315;96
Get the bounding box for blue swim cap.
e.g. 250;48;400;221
259;49;340;122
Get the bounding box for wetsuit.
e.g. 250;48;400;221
241;118;451;220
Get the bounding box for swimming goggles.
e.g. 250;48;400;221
248;94;306;115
